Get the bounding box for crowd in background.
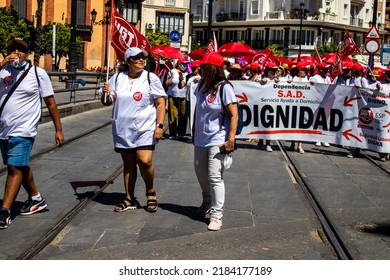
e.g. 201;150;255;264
155;54;390;162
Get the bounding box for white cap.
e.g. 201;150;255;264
124;47;148;61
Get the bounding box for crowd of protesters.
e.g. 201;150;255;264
157;53;389;162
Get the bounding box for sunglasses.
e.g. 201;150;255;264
129;54;146;61
7;45;29;54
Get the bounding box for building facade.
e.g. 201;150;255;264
191;0;388;60
0;0;191;71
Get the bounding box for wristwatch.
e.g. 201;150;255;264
157;123;164;129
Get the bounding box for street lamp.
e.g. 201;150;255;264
91;1;111;70
294;2;308;55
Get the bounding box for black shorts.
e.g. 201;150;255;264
114;145;155;153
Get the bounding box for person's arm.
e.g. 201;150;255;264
178;71;186;89
154;97;166;140
165;71;174;88
224;102;238;154
43;95;65;147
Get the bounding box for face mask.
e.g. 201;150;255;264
180;65;187;72
12;58;27;69
11;57;20;67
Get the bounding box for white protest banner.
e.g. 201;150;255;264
191;81;390;153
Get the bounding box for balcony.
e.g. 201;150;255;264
193;14;202;22
350;17;363;27
216;11;247;21
216;12;231;22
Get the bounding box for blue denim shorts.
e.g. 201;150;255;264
0;136;34;166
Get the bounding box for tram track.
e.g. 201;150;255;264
276;140;353;260
0;120;112;177
17;166;123;260
0;119;121;260
12;120;170;260
360;151;390;175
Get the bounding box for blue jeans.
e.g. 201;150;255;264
194;145;226;218
0;136;34;166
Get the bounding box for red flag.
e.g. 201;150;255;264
205;31;218;53
343;29;360;57
250;50;272;75
110;1;150;62
330;43;343;79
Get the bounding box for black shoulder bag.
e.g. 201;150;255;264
0;63;33;116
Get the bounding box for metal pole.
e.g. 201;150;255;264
369;0;379;70
207;0;213;44
299;8;303;54
104;11;109;70
69;0;77;73
52;23;56;71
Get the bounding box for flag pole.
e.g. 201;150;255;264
106;40;112;82
104;40;111;103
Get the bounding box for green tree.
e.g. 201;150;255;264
314;44;338;56
0;7;31;58
146;27;170;47
267;44;281;56
40;22;83;70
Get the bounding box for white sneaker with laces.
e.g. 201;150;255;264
208;216;222;231
266;145;273;152
315;142;321;147
322;142;330;147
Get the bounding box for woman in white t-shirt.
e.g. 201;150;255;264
193;52;238;231
101;47;166;213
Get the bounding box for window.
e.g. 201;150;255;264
226;30;237;42
251;1;259;15
365;9;370;21
291;30;315;46
165;0;175;6
271;30;284;44
237;30;247;42
343;4;348;17
123;1;139;24
158;13;184;34
11;0;26;19
76;0;86;25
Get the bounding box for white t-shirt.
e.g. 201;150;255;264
166;68;187;98
106;70;167;148
0;63;53;139
309;74;332;84
292;75;309;82
194;81;237;147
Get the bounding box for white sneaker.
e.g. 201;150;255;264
298;147;305;154
208;216;222;231
315;141;321;147
266;145;273;152
322;142;330;147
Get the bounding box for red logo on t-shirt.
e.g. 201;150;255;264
3;76;13;86
207;94;216;104
133;92;143;101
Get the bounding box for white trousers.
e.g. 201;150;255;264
194;145;225;218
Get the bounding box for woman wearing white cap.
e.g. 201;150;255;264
101;47;166;213
193;52;238;231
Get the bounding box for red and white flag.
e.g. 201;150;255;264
330;43;343;79
343;28;360;57
205;31;218;53
110;1;150;62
